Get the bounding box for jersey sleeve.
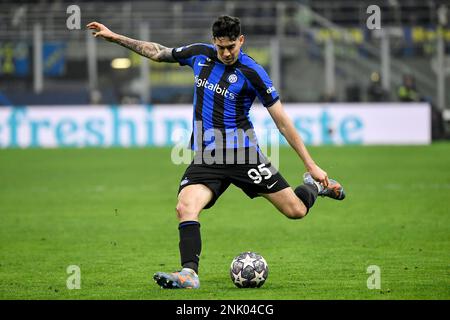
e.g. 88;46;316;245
172;43;214;68
240;63;280;108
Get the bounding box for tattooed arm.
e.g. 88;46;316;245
86;21;176;63
113;34;175;63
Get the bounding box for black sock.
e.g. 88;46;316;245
178;221;201;274
294;184;318;213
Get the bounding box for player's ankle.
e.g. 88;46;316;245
182;267;198;275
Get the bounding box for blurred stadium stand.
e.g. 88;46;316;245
0;0;449;121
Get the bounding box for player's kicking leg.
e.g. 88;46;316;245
303;172;346;200
262;173;345;219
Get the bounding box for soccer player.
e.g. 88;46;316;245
87;16;345;289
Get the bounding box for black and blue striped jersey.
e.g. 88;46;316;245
172;43;279;151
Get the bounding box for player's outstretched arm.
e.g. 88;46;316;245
267;100;330;187
86;22;176;63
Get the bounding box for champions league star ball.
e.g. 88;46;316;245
230;252;269;288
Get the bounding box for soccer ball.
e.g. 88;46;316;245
230;251;269;288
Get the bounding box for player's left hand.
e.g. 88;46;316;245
308;164;330;187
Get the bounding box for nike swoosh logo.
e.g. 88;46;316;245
198;62;209;67
267;181;279;189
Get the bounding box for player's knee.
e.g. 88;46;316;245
175;200;200;221
284;204;307;220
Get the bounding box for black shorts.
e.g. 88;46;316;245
177;148;290;209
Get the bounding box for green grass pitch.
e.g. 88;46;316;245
0;144;449;300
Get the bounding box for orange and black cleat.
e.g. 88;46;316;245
153;268;200;289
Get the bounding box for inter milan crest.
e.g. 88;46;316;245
228;74;238;83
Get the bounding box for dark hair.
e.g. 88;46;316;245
212;16;241;40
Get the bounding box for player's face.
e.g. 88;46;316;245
213;35;244;65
